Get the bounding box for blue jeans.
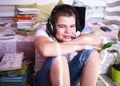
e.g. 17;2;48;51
34;49;94;86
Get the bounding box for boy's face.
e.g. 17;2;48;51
55;16;76;42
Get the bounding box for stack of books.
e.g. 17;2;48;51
14;7;40;35
0;53;33;86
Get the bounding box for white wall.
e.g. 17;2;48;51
0;0;74;17
0;0;35;5
0;0;106;6
0;0;74;5
0;5;15;17
80;0;106;6
36;0;74;5
0;0;106;18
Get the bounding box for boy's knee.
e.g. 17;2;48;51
88;50;100;64
53;56;67;63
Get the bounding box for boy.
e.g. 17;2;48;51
34;4;101;86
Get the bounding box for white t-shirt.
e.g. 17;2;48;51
34;28;77;74
34;28;54;74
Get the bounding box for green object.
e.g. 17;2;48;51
111;65;120;83
93;31;99;35
57;0;64;5
16;29;37;35
15;3;37;8
37;3;56;22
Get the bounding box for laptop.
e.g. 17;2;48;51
73;6;86;31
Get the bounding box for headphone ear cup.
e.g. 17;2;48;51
47;20;56;36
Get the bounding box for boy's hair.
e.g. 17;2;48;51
46;4;81;37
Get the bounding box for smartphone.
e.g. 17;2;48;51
100;27;111;32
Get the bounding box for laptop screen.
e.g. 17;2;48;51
73;6;86;31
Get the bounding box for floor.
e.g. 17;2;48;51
97;74;120;86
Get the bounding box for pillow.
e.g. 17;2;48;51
37;3;56;22
104;0;120;25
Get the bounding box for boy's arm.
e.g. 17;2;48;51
35;34;101;57
35;36;81;57
65;33;101;46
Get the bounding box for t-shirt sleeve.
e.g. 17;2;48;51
35;29;48;38
34;28;54;41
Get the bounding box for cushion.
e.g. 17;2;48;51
37;3;56;22
104;0;120;25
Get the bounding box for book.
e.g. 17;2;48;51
0;75;26;82
14;14;37;22
0;81;26;86
0;58;31;76
17;20;35;29
0;52;24;71
16;29;37;36
0;57;33;86
17;8;41;14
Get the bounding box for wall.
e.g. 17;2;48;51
0;5;15;17
0;0;73;5
0;0;74;17
0;0;106;19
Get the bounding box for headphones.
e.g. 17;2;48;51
46;4;81;37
